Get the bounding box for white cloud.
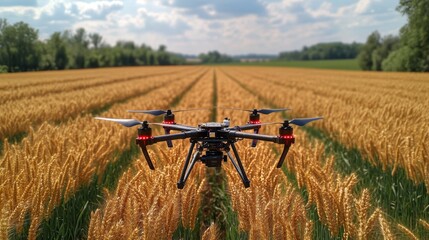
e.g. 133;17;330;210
67;1;124;20
355;0;372;14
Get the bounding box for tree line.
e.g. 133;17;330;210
198;51;235;64
0;19;184;73
278;42;362;61
358;0;429;72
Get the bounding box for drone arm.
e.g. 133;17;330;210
152;130;200;143
228;124;262;131
227;131;279;143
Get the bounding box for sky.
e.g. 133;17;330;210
0;0;406;55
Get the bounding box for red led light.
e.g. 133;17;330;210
137;135;152;140
249;120;261;124
280;135;294;139
163;120;175;124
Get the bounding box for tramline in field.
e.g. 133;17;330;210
95;108;322;188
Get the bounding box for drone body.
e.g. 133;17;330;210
96;108;322;189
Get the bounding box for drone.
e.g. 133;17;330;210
95;108;322;189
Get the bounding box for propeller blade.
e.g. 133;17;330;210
95;117;143;127
229;117;323;130
128;108;209;115
217;107;289;114
257;108;290;115
149;123;197;131
289;117;323;126
127;110;167;116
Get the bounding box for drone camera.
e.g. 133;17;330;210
201;150;223;167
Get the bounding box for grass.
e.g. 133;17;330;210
226;59;360;71
197;70;245;239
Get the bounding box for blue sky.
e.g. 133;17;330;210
0;0;406;55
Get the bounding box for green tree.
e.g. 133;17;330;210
371;35;400;71
157;44;171;65
393;0;429;71
0;19;185;71
358;31;381;70
0;20;40;72
46;32;68;70
382;46;417;71
198;51;234;63
279;42;362;61
70;28;89;68
89;33;103;49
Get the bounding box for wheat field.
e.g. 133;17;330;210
0;66;428;239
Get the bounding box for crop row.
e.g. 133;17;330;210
0;67;188;104
0;67;183;90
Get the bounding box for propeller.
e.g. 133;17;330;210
219;107;289;115
95;117;144;127
288;117;324;126
95;117;197;131
127;109;208;116
231;117;323;130
150;123;197;131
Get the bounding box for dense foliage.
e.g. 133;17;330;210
278;42;362;61
357;31;400;71
358;0;429;72
0;19;184;72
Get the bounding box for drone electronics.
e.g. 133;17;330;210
95;108;322;189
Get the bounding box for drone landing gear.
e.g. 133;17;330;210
177;141;251;189
177;142;200;189
226;142;250;188
276;144;291;168
139;144;155;170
